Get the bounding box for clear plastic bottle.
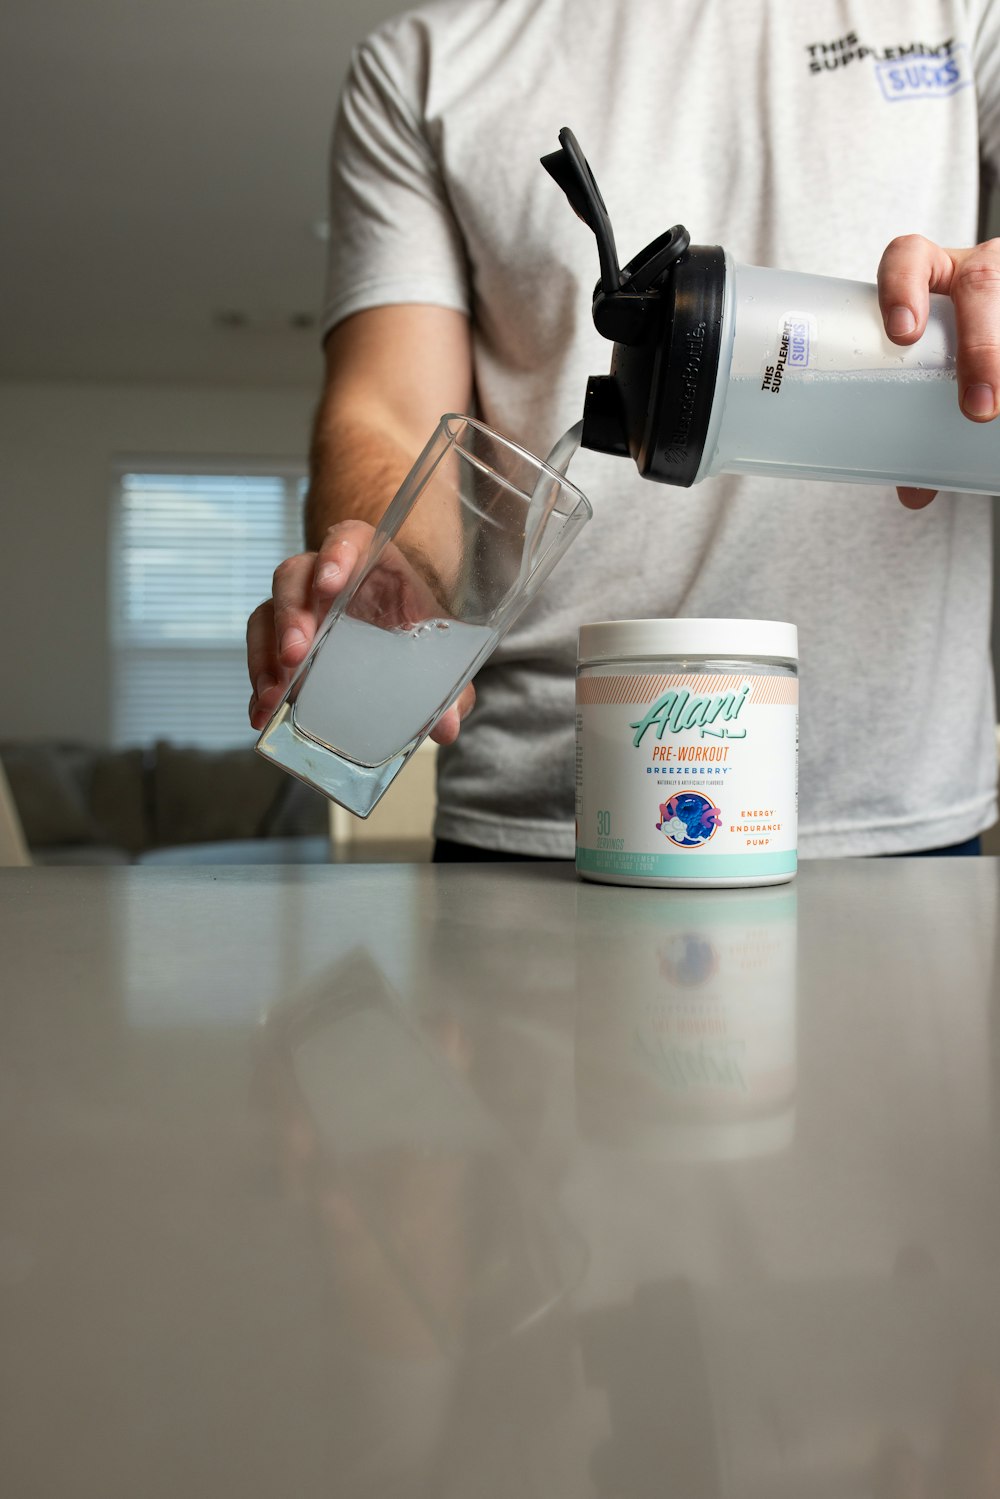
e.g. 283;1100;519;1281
698;259;993;493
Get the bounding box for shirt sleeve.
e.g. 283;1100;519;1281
971;0;1000;186
320;26;471;339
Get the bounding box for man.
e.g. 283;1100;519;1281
248;0;1000;859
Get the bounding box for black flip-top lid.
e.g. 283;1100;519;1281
542;127;725;487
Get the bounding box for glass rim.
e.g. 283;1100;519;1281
440;413;593;519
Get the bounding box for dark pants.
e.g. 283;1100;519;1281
433;839;554;862
881;835;982;858
433;836;983;863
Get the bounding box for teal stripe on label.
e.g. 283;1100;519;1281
576;848;798;879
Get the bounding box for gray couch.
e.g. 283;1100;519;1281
0;740;329;864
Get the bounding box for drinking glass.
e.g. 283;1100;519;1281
256;415;591;815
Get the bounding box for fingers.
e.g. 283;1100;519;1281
880;234;1000;422
247;522;373;730
429;681;476;746
878;234;951;345
271;553;321;670
313;526;363;600
272;522;371;670
246;599;276;695
247;600;284;730
247;552;319;731
247;539;337;730
947;241;1000;421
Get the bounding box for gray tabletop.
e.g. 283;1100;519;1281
2;861;999;1498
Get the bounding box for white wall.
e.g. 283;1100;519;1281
1;380;316;744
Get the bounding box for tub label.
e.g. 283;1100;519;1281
576;671;798;882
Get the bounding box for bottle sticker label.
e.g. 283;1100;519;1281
576;671;798;881
760;314;815;395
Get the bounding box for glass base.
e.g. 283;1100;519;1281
255;702;410;818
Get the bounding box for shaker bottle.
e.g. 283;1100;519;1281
542;127;1000;495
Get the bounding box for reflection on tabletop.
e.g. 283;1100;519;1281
574;883;798;1162
1;860;999;1498
251;862;1000;1497
255;945;590;1494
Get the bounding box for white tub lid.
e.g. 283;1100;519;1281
578;618;798;663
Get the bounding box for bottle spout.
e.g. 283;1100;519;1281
581;377;629;458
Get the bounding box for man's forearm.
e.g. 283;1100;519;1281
248;306;473;735
305;305;473;548
304;404;416;551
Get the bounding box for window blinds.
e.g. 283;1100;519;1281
111;469;306;748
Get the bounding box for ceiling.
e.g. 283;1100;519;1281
0;0;407;387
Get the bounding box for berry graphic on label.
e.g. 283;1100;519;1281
658;934;720;986
656;793;722;849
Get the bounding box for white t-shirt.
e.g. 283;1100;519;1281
322;0;1000;856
